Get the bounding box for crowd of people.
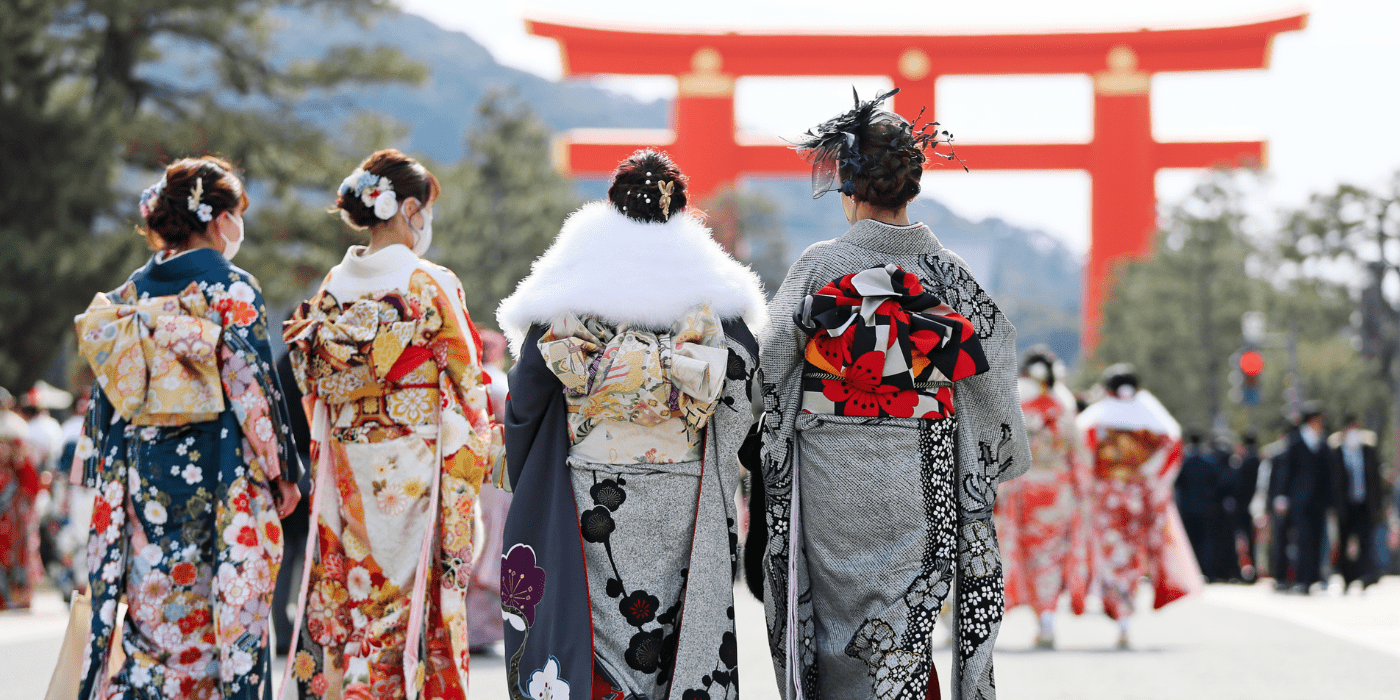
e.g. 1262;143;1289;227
0;86;1388;700
1174;405;1395;595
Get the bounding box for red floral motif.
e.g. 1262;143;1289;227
821;352;919;417
92;498;112;533
177;609;211;634
216;298;258;327
232;492;251;513
179;647;203;664
264;521;281;546
170;562;197;586
309;674;329;695
234;524;259;549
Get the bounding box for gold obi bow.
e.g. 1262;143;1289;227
537;304;728;431
74;282;225;425
283;291;441;405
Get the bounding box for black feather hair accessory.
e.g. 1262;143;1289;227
790;86;966;200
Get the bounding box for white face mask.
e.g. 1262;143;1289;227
405;202;432;256
221;214;245;261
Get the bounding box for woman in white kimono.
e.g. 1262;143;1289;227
496;149;766;700
756;90;1030;700
282;149;500;700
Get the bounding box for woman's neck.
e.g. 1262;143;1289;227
366;222;412;255
848;199;911;226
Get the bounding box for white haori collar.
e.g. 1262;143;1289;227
496;201;769;357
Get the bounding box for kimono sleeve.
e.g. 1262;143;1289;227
219;271;302;485
502;324;566;493
73;386;121;489
422;270;501;588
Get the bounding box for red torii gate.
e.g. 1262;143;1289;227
529;15;1307;349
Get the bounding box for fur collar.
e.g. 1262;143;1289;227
497;201;768;356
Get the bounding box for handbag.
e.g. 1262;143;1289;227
45;592;126;700
44;591;90;700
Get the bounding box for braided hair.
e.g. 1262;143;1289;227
607;149;688;224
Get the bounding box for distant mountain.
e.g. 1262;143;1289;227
259;8;1084;362
266;9;669;162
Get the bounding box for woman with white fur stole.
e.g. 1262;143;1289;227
495;149;767;700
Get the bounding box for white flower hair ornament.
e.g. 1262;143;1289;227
339;168;399;220
138;177;166;219
187;177;214;223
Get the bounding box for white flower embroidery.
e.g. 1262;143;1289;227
376;481;409;516
528;657;570;700
181;464;203;485
143;500;168;525
228;280;256;304
346;567;372;601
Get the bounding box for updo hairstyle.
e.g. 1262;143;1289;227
1020;345;1060;387
336;149;440;230
140;156;248;251
1103;363;1140;395
842;116;926;210
607;149;688;224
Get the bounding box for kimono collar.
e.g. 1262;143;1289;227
338;244;419;280
143;247;231;283
839;218;945;255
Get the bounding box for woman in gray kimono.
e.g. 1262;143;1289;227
755;90;1030;700
496;149;767;700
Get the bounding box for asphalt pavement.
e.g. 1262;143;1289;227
5;578;1397;699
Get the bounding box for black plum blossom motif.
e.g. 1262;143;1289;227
590;478;627;511
682;690;711;700
619;590;659;627
625;628;665;673
580;506;616;543
500;544;546;631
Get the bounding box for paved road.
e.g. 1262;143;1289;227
6;579;1398;699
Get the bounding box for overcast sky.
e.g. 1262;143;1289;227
397;0;1399;255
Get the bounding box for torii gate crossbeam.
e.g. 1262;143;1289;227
529;15;1307;350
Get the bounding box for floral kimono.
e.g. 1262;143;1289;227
281;244;499;700
0;408;39;610
758;220;1030;700
72;248;300;700
495;201;767;700
995;379;1090;616
1075;390;1202;620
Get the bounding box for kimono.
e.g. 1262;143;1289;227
0;408;39;610
758;220;1030;700
281;244;499;700
995;379;1089;616
496;201;767;700
464;364;511;649
1075;390;1202;620
71;248;301;699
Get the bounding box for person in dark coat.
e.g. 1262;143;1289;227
1272;403;1332;593
1220;433;1261;582
1177;431;1226;581
1328;416;1386;592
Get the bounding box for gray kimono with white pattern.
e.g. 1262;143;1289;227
757;219;1030;700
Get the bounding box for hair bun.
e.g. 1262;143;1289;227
607;149;688;223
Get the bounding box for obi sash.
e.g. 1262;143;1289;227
74;281;225;425
794;264;989;419
536;304;728;464
283;290;442;406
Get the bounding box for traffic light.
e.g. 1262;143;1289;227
1239;349;1263;405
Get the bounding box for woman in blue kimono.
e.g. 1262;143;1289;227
73;156;301;699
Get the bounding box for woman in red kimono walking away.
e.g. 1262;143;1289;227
995;347;1088;649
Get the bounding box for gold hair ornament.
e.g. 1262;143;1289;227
657;180;675;220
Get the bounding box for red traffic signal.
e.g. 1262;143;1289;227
1239;350;1264;377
